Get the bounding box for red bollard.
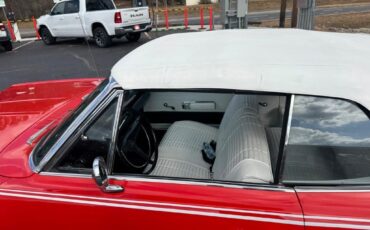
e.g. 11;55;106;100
184;7;188;29
164;8;169;30
6;20;16;41
32;16;41;40
200;7;204;29
209;6;213;31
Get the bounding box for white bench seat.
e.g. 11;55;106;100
151;95;274;184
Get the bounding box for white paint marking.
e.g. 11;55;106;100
71;53;95;71
144;32;152;40
13;40;34;51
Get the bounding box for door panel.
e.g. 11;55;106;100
146;112;224;125
0;174;304;229
296;188;370;230
48;15;65;36
62;13;84;36
144;92;233;113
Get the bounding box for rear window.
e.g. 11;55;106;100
86;0;115;11
282;96;370;185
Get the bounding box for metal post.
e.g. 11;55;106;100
2;7;6;20
297;0;316;30
279;0;287;28
222;0;248;29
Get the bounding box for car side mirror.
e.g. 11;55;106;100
92;157;123;193
45;10;51;15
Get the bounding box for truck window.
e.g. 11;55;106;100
51;2;66;15
65;0;80;14
86;0;115;11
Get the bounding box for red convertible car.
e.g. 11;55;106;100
0;29;370;229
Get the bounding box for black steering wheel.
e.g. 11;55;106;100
116;111;158;174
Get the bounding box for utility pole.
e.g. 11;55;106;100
279;0;287;28
291;0;298;28
155;0;158;31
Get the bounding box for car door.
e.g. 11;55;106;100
48;2;66;37
281;95;370;230
0;89;304;229
0;173;304;229
63;0;85;37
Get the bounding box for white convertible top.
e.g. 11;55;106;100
111;29;370;109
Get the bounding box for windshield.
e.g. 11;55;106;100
32;78;109;167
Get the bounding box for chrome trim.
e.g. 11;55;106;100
284;95;295;146
107;92;124;174
27;120;56;145
93;157;124;193
114;24;152;35
295;186;370;192
30;78;120;173
39;172;294;192
40;172;91;178
46;90;123;172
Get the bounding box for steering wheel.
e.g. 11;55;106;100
116;111;158;174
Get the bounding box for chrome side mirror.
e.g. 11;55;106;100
92;157;123;193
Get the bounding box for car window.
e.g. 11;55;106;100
53;96;119;173
282;96;370;185
32;79;109;167
86;0;115;11
51;2;66;15
65;0;80;14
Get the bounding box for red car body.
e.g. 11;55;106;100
0;78;369;230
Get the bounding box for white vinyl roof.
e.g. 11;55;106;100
111;29;370;109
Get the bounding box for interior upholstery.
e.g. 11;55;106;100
213;114;273;183
150;121;217;179
150;95;274;184
265;127;282;173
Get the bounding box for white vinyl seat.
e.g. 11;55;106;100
151;121;217;179
265;127;282;173
150;95;274;183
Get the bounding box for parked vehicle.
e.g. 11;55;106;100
37;0;152;48
1;29;370;229
0;23;12;51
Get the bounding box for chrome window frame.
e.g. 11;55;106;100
29;77;121;173
43;89;124;172
275;95;295;184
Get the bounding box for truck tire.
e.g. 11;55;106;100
126;33;141;42
3;41;12;51
40;27;56;45
93;27;112;48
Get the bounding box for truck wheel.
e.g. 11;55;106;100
3;41;12;51
93;27;112;48
40;27;56;45
126;33;141;42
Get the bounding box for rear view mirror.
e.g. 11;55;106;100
92;157;123;193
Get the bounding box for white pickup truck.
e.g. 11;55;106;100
37;0;152;47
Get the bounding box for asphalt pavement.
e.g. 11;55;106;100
0;30;187;90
